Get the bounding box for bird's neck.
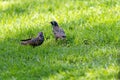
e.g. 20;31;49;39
53;26;59;28
38;36;44;39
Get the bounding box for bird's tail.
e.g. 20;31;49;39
21;38;31;41
21;41;28;45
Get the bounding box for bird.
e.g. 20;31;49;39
21;32;44;48
50;21;66;40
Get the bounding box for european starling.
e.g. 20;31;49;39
50;21;66;40
21;32;44;48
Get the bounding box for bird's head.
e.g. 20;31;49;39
38;32;44;37
50;21;58;27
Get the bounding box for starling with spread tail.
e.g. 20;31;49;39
21;32;44;48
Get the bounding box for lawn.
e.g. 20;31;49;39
0;0;119;80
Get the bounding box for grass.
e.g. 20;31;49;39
0;0;120;80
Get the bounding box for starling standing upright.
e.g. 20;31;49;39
21;32;44;48
50;21;66;40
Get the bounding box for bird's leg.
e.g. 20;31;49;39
55;37;58;41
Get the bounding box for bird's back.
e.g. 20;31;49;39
53;26;66;39
29;37;44;46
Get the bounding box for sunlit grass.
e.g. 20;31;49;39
0;0;120;80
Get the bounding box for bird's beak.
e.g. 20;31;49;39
50;21;53;25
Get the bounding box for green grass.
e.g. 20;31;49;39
0;0;120;80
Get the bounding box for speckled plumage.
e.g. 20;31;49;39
21;32;44;48
50;21;66;40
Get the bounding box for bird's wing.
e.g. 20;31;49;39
59;28;65;33
21;38;32;45
53;27;66;38
28;38;37;44
59;28;66;36
54;29;66;38
28;38;41;45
